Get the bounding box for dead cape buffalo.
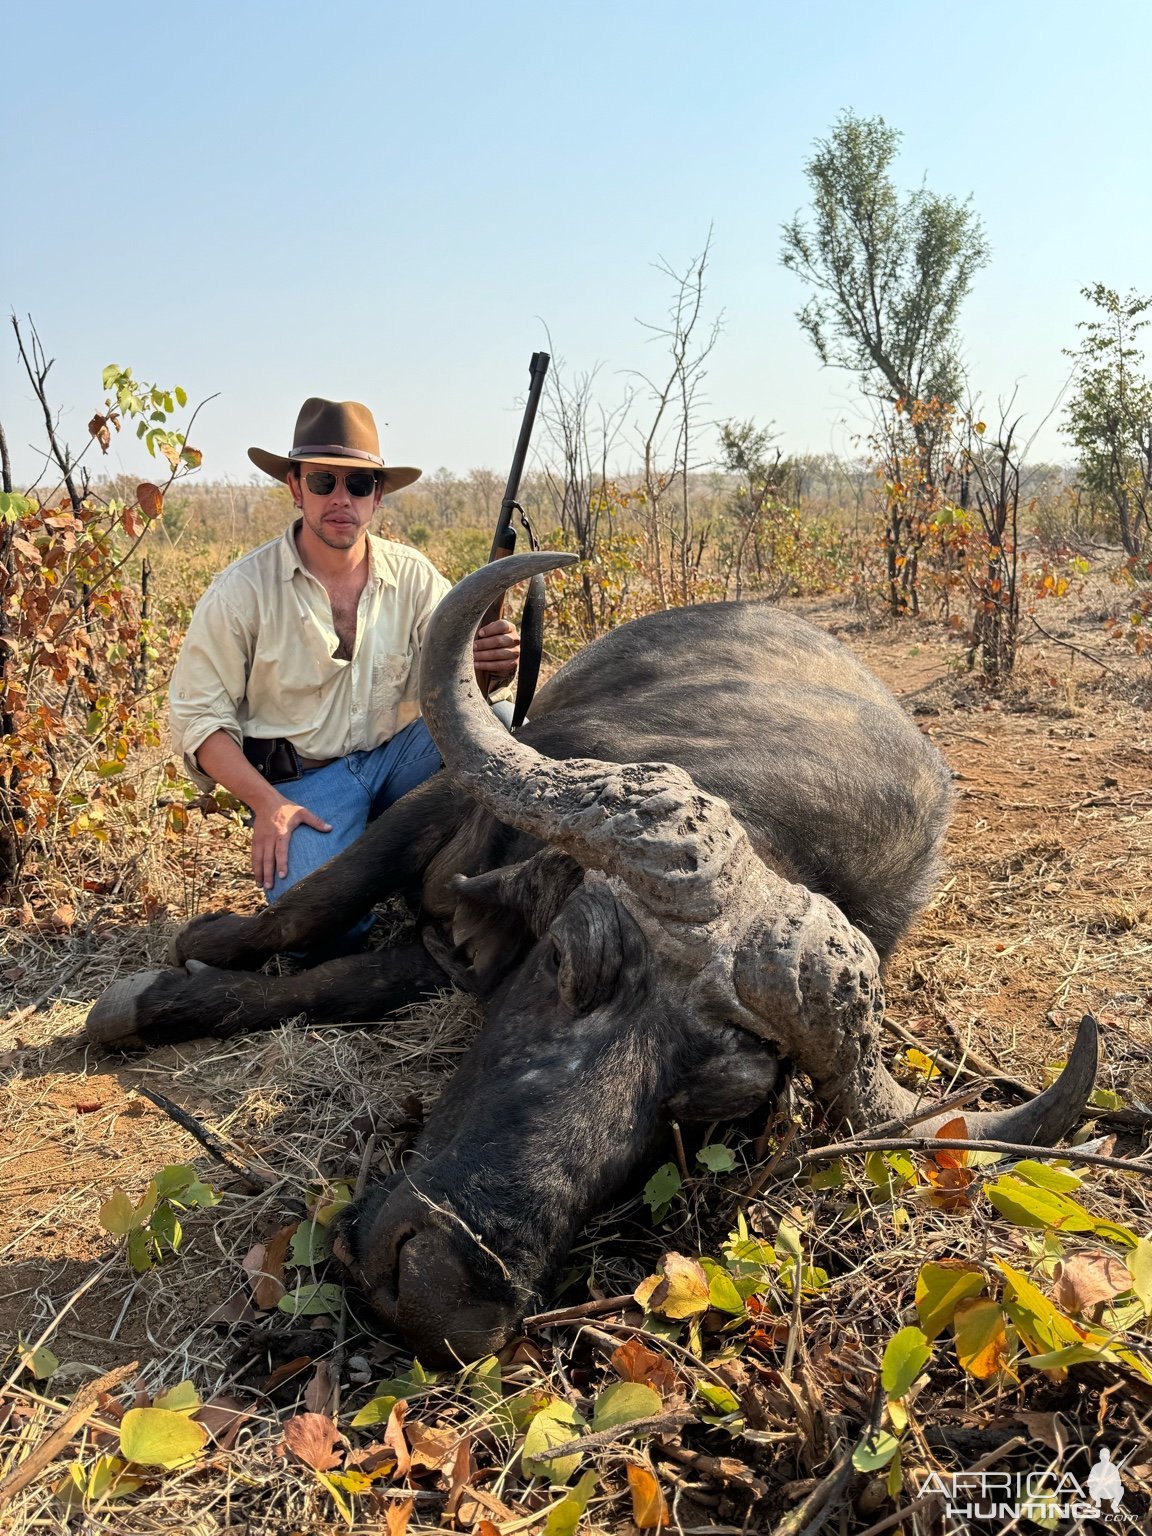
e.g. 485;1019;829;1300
87;552;1097;1366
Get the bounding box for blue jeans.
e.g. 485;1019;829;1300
266;716;443;953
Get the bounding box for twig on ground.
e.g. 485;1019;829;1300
670;1119;690;1184
653;1435;770;1500
882;1015;1034;1101
532;1410;695;1462
768;1441;856;1536
790;1135;1152;1178
523;1294;636;1328
1030;614;1124;676
0;1360;138;1508
5;946;93;1032
137;1085;275;1192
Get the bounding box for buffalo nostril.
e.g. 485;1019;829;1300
385;1223;418;1299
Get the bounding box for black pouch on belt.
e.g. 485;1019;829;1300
242;736;302;785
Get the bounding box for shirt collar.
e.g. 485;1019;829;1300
278;522;397;589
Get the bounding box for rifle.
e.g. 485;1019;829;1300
480;351;550;728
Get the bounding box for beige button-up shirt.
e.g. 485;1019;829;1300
169;524;452;791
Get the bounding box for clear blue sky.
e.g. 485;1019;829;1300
4;0;1146;486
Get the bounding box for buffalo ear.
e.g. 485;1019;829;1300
667;1027;783;1122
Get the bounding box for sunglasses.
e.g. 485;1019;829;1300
303;469;379;498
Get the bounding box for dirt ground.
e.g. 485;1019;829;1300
1;588;1150;1531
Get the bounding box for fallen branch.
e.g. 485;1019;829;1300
0;1361;138;1509
532;1410;694;1462
790;1136;1152;1179
137;1086;275;1192
1030;614;1124;676
653;1435;770;1500
523;1294;636;1328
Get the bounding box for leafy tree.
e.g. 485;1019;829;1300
780;111;989;408
1063;283;1152;556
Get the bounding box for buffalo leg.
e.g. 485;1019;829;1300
86;941;451;1048
171;777;458;970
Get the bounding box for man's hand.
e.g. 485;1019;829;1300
251;798;332;889
473;618;519;678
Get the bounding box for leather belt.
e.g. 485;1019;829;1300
298;754;339;773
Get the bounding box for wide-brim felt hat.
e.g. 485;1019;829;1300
249;397;421;495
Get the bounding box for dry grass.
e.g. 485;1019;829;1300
2;589;1152;1533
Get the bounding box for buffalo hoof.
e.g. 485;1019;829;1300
168;910;267;969
86;970;168;1045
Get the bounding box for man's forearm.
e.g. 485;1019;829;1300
194;730;289;815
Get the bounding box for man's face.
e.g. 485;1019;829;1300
291;462;383;552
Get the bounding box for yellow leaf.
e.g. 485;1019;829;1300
119;1406;208;1468
903;1047;941;1080
915;1261;986;1340
152;1380;200;1416
627;1462;669;1528
634;1253;711;1319
953;1297;1009;1379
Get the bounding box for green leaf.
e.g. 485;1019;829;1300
521;1400;586;1485
1012;1160;1082;1194
152;1380;200;1415
371;1364;436;1399
314;1182;354;1226
643;1162;682;1218
774;1218;803;1263
153;1165;196;1200
349;1393;398;1428
119;1406;208;1468
1130;1238;1152;1316
126;1228;155;1273
810;1160;844;1190
542;1470;598;1536
99;1190;137;1235
915;1261;986;1340
277;1281;344;1317
289;1219;331;1267
852;1429;901;1472
179;1180;220;1210
985;1175;1097;1232
20;1342;59;1380
150;1203;182;1254
1089;1087;1124;1111
881;1326;932;1400
1019;1343;1118;1371
590;1381;661;1431
102;364;121;390
700;1256;746;1315
175;385;187;408
467;1355;503;1412
0;491;34;522
696;1381;741;1416
696;1144;736;1173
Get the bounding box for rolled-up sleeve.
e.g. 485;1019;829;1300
168;583;254;791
